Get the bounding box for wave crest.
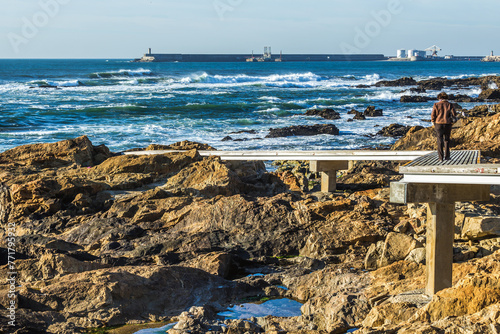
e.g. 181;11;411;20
89;68;152;78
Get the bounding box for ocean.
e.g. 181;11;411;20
1;59;499;153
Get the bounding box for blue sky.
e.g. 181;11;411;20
1;0;498;58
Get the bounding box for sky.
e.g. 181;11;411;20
0;0;498;58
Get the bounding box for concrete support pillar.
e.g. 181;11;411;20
310;161;349;193
426;202;455;296
390;182;490;296
320;170;337;193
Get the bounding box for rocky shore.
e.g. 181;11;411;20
2;78;500;333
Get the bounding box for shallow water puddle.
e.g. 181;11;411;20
218;298;303;319
133;323;176;334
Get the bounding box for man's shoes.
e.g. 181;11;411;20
444;157;451;161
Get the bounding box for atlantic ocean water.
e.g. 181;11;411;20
1;59;499;153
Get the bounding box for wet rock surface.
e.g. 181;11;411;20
377;124;422;138
374;77;417;87
400;95;433;103
1;121;500;333
304;108;341;120
364;106;383;117
266;124;340;138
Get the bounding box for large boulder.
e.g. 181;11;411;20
374;77;417;87
0;136;111;168
287;268;371;333
305;108;341;120
377;124;422;138
163;156;244;197
466;103;500;117
478;88;500;100
266;124;340;138
364;106;383;117
400;95;432;103
460;215;500;240
365;232;421;269
353;111;366;120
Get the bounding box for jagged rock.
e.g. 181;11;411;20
415;75;500;92
374;77;417;87
0;135;111;168
0;266;257;332
277;170;306;192
288;268;371;333
400;95;432;103
391;126;435;151
180;252;232;278
365;241;384;270
377;124;421;138
229;130;257;134
353;111;366;120
266;124;340;138
338;161;402;191
461;216;500;240
361;302;419;328
365;233;421;269
305;108;341;120
162;156;244;197
447;94;477;102
409;87;426;93
379;233;421;267
465;103;500;117
146;141;216;151
0;183;10;226
415;271;500;323
405;248;426;264
37;253;108;280
479;88;500;100
348;109;358;114
364;106;383;117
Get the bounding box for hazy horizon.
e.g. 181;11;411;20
1;0;498;59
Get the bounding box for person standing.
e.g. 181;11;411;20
431;92;457;161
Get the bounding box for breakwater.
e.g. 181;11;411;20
134;53;388;62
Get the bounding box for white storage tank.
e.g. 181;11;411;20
397;49;407;58
407;49;415;58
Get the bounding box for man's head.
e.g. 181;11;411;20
437;92;449;100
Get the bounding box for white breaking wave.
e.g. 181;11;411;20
254;107;281;114
89;68;152;78
177;72;322;85
365;91;403;101
259;96;282;102
171;72;383;89
46;80;82;87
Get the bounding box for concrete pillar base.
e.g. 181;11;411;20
310;161;349;193
390;182;490;296
426;202;455;296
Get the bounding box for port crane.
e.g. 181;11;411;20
425;45;442;57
